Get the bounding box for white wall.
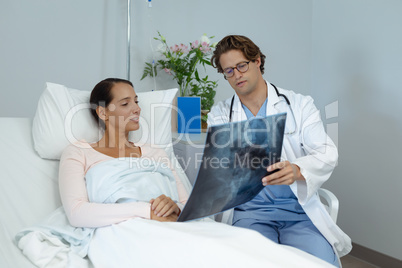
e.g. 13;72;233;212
311;0;402;260
1;0;400;261
0;0;127;117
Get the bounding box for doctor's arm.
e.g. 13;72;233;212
262;96;338;203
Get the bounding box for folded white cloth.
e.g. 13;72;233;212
16;207;92;268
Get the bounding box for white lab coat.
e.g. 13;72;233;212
207;82;352;258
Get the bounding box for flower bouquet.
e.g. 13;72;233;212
141;32;217;113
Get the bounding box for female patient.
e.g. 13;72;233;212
59;78;188;227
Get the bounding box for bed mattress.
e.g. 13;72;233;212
0;117;60;267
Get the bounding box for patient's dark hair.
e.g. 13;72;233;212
89;78;133;127
211;35;266;74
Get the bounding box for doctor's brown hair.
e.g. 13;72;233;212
211;35;266;75
89;78;134;128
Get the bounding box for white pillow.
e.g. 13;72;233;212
32;82;178;160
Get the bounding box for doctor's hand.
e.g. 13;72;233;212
262;161;305;186
150;194;180;222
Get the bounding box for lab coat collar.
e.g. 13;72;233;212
232;93;245;121
231;80;283;121
266;81;284;116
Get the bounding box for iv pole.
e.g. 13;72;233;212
126;0;131;80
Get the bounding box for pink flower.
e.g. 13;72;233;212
191;40;199;48
179;43;189;54
170;44;180;53
200;42;212;53
164;68;172;75
170;44;190;54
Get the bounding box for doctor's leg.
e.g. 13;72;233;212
233;218;280;243
279;220;339;267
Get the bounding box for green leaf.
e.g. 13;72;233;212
201;58;212;65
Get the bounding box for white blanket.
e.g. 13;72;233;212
89;218;334;268
16;158;332;267
85;157;179;204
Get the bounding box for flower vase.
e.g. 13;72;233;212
177;96;201;134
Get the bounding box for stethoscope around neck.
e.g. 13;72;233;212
228;83;296;135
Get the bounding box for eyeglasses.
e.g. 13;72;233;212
223;61;251;79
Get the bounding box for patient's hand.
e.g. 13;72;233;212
149;194;180;222
150;212;178;222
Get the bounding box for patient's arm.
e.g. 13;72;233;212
59;144;152;228
151;147;189;209
59;143;189;228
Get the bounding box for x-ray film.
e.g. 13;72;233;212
177;113;286;222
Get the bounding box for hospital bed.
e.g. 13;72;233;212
0;82;335;267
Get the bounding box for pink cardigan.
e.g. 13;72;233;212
59;141;188;228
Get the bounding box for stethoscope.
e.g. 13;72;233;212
228;83;296;135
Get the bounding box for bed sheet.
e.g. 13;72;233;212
0;117;60;268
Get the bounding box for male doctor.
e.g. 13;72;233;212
207;35;352;266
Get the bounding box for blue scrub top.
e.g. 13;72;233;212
233;99;309;222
